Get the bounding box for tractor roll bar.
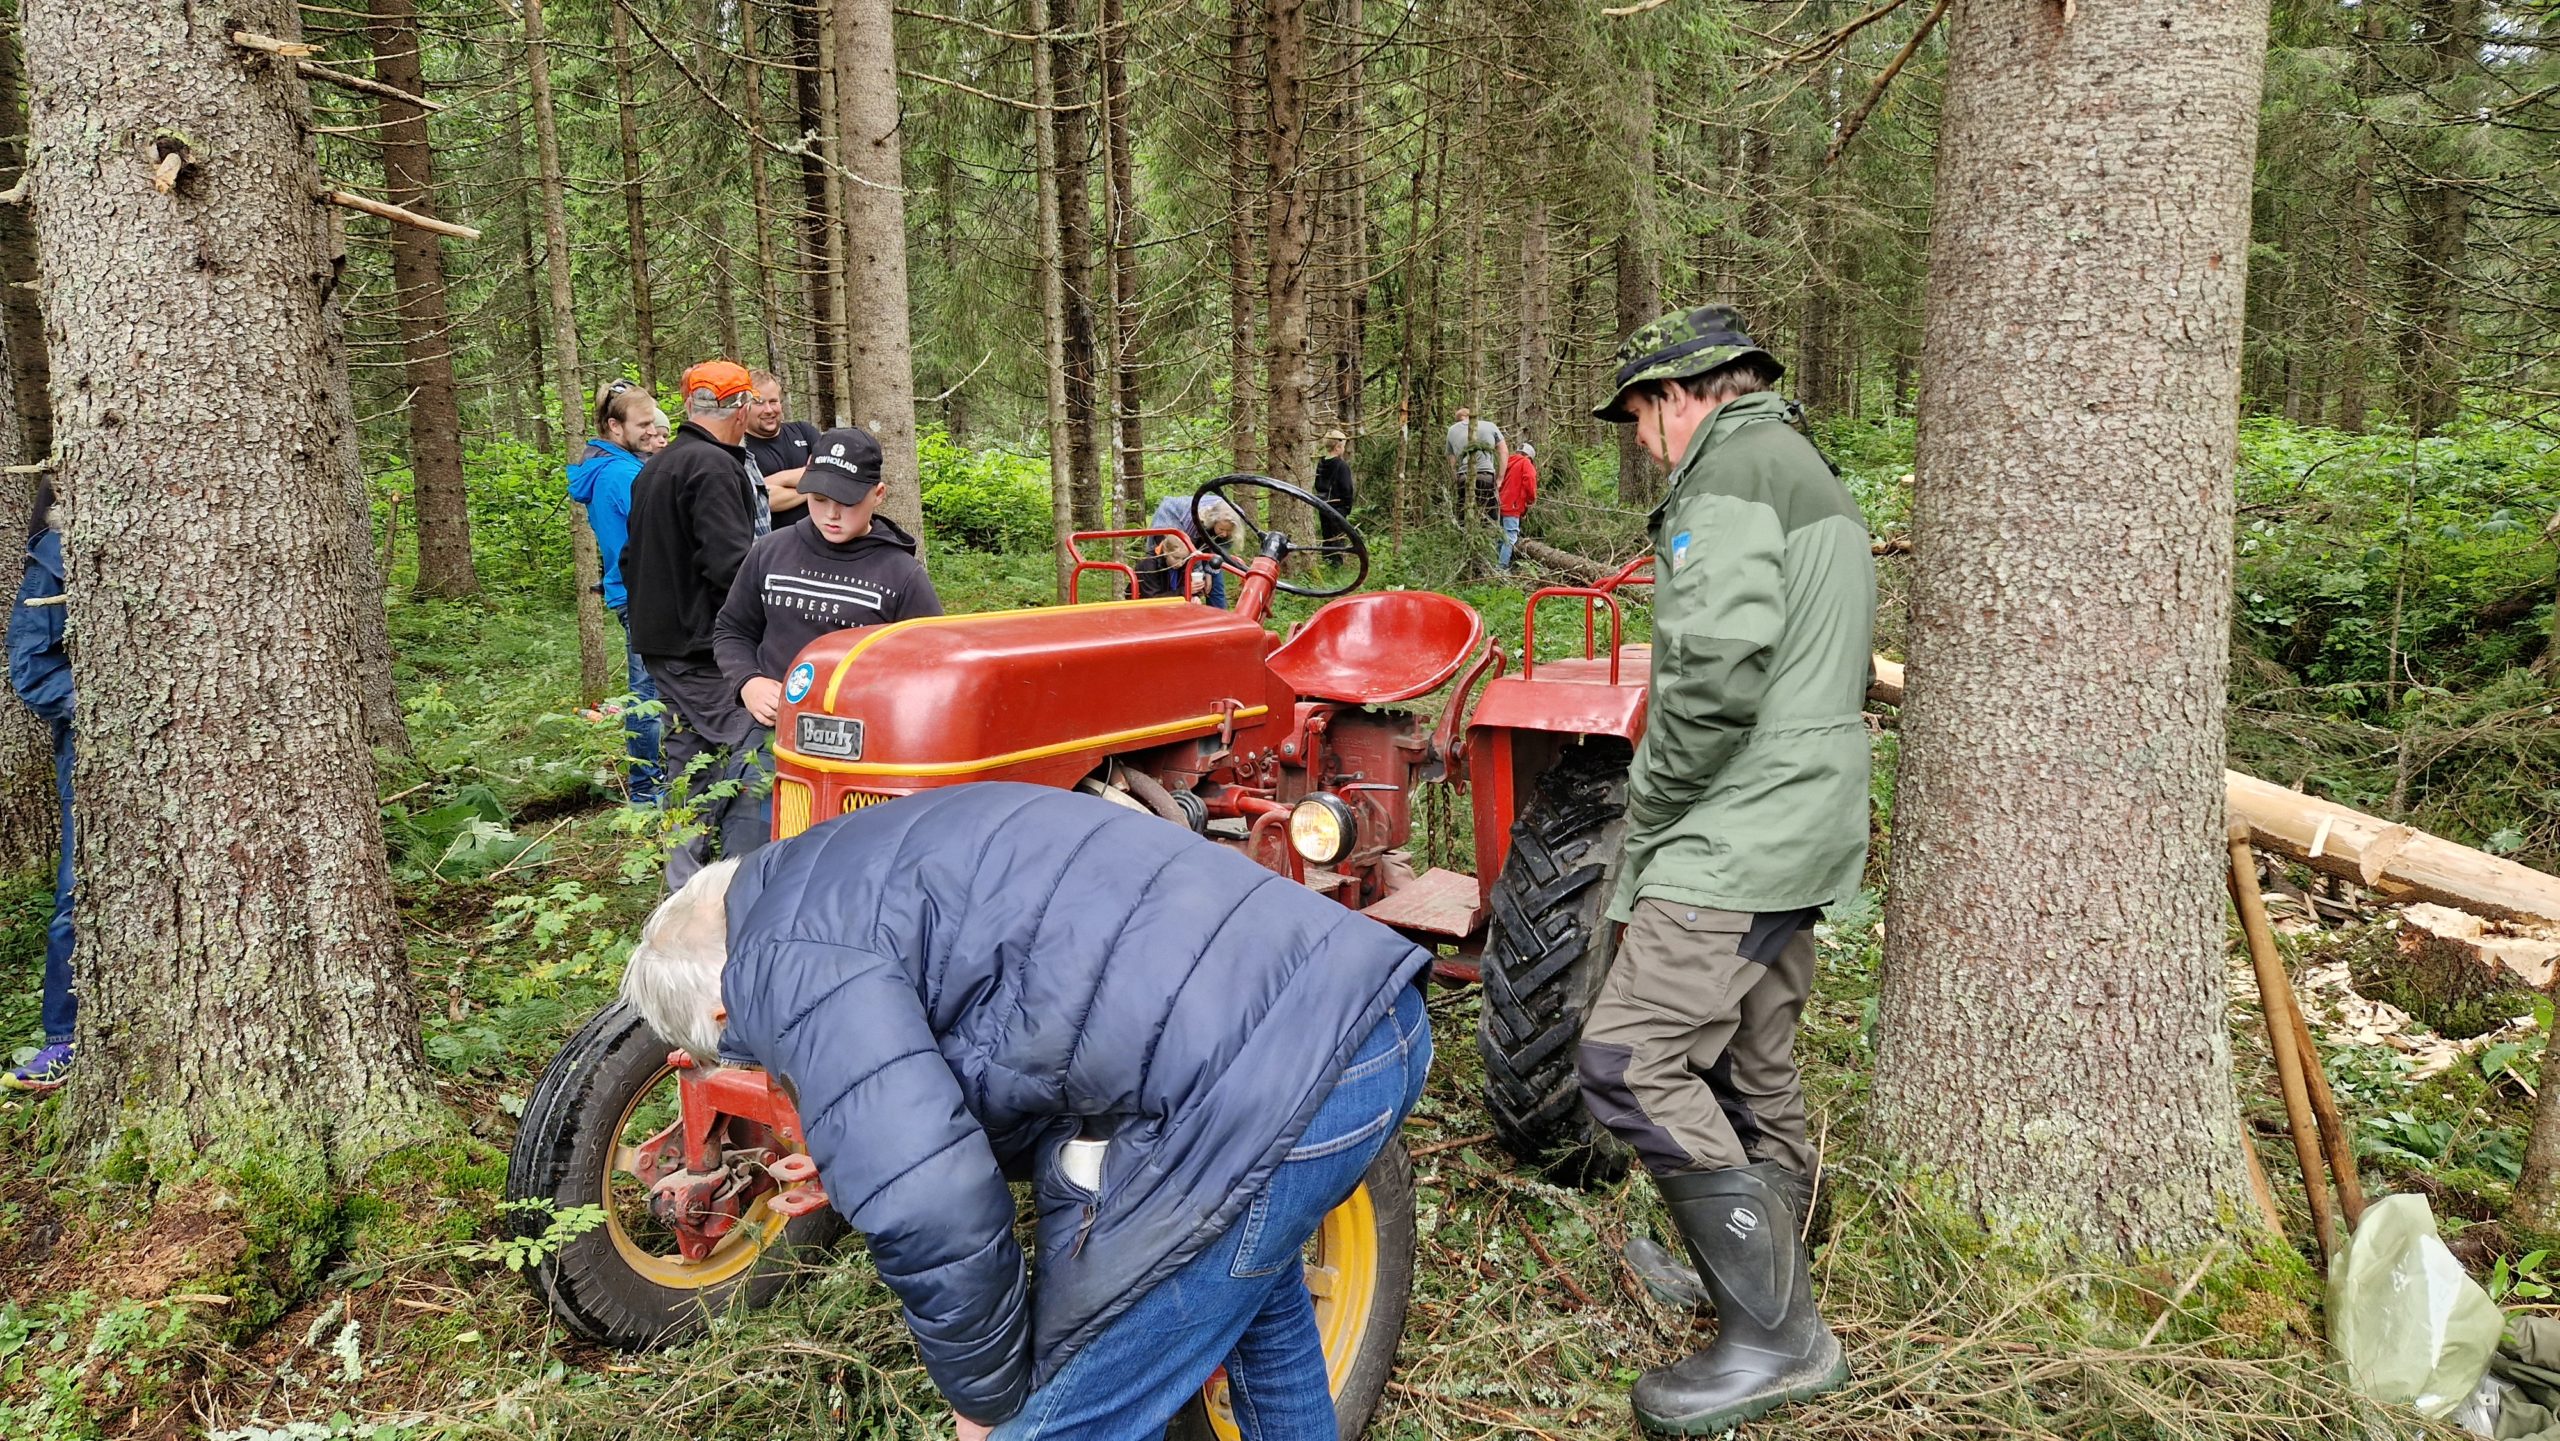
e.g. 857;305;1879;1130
1520;554;1654;685
1063;527;1220;605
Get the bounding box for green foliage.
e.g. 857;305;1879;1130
471;1199;606;1272
917;426;1053;552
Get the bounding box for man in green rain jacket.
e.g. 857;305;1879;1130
1577;306;1874;1435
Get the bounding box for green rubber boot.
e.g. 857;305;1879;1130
1632;1164;1849;1435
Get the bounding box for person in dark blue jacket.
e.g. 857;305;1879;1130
565;378;666;805
618;784;1433;1440
4;482;73;1091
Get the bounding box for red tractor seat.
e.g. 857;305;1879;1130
1267;591;1486;706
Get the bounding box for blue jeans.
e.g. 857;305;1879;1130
41;717;73;1044
1498;515;1521;569
609;606;664;804
993;983;1431;1441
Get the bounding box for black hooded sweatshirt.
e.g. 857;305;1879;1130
625;420;766;660
712;512;943;693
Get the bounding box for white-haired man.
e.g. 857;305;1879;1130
618;784;1433;1441
623;359;774;887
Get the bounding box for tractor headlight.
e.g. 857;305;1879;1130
1288;794;1358;866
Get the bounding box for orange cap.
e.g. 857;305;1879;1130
679;359;755;403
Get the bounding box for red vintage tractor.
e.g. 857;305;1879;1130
506;476;1654;1436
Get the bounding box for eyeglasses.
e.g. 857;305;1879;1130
605;378;639;397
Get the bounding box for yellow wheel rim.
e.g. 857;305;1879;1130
600;1061;788;1290
1204;1183;1380;1439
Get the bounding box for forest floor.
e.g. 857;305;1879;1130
2;463;2550;1437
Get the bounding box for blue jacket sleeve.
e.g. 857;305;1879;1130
757;941;1030;1422
7;531;70;725
590;461;635;598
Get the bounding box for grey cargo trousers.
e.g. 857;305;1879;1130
1575;899;1820;1177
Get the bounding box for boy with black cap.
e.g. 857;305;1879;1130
711;426;942;856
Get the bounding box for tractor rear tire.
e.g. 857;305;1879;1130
1478;740;1634;1184
504;1002;846;1348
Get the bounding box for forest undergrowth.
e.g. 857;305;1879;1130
4;412;2557;1437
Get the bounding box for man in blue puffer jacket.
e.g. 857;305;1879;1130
618;784;1433;1440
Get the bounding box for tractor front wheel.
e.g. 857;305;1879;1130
504;1002;846;1347
1477;740;1634;1183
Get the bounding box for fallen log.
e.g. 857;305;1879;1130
1867;657;2560;926
1513;538;1617;583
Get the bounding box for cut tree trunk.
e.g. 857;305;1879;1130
370;0;477;601
28;0;435;1167
1869;0;2272;1257
831;0;926;543
524;0;612;706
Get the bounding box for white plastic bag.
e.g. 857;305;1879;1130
2328;1192;2504;1419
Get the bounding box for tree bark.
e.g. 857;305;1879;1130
1051;0;1105;528
832;0;926;543
1226;4;1260;477
370;0;477;601
28;0;435;1168
1870;0;2271;1256
506;104;551;452
1035;0;1075;598
1100;0;1146;526
2399;0;2474;439
791;0;839;419
1512;197;1548;460
1613;73;1660;505
1262;0;1314;515
0;11;57;875
1328;0;1368;439
609;0;657;390
815;0;854;423
742;0;787;376
525;0;612;706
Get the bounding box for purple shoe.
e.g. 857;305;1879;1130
2;1042;73;1092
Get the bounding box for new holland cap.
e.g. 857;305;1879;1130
801;426;885;503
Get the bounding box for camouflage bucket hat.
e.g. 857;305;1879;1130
1592;305;1782;423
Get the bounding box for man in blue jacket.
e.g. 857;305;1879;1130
618;784;1433;1440
4;482;74;1091
566;378;667;805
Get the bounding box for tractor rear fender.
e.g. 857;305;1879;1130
1464;675;1646;893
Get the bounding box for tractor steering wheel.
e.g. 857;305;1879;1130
1192;473;1370;599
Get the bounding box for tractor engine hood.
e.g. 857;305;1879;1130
774;599;1288;793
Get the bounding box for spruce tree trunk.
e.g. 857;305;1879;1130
1261;0;1313;517
1329;0;1368;439
791;0;838;418
370;0;478;601
1612;73;1660;505
815;1;854;423
1051;0;1105;528
1035;0;1074;597
832;0;926;542
524;0;612;706
0;12;58;876
1869;0;2270;1257
1512;198;1547;458
1226;3;1259;477
27;0;434;1166
742;0;788;376
507;105;552;452
609;0;658;390
1100;0;1146;526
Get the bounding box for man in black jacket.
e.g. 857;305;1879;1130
624;358;773;887
709;426;942;858
619;785;1433;1440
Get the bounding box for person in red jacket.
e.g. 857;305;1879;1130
1497;440;1539;570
